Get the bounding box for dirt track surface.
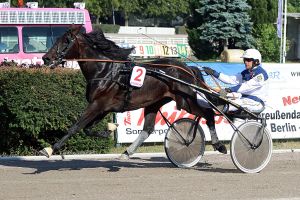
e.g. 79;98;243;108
0;152;299;200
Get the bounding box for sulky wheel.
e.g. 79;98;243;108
164;118;205;168
230;121;272;173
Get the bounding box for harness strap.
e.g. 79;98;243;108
123;87;133;110
64;58;211;91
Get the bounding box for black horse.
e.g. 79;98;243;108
41;25;227;158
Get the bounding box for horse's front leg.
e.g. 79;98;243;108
204;108;227;154
39;102;104;158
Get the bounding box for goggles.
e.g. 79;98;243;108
243;58;254;62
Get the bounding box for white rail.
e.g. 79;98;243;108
105;33;189;46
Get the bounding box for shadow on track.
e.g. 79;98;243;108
0;156;240;174
0;157;172;174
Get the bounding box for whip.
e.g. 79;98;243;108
136;28;222;90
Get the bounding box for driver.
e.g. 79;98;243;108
202;49;269;113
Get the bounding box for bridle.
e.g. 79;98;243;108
50;30;79;68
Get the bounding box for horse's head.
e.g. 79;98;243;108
43;25;82;67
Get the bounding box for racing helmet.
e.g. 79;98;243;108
241;49;262;65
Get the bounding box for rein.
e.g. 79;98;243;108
63;58;213;90
56;31;217;92
56;31;215;91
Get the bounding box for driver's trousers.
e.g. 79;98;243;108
196;92;264;113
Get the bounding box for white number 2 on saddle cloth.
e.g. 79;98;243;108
130;66;146;87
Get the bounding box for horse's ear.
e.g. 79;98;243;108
69;24;82;34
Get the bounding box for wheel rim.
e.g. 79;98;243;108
165;119;205;168
231;121;272;173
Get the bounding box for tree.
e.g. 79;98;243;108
118;0;140;26
84;0;140;25
116;0;191;26
187;0;254;60
139;0;191;26
247;0;277;27
84;0;119;24
5;0;77;8
140;0;191;19
247;0;281;62
288;0;300;12
254;24;280;62
35;0;74;8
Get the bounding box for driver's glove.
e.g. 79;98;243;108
219;89;228;98
224;88;232;93
219;88;231;98
203;67;219;77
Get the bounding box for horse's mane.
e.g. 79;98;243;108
83;30;134;60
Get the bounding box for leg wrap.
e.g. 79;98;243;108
126;131;150;155
209;128;219;144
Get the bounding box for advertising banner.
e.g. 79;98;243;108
116;63;300;143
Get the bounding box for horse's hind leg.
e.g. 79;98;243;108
40;102;104;158
180;96;227;154
120;103;162;159
203;108;227;154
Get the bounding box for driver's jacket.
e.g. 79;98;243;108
215;65;269;105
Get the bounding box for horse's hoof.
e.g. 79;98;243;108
39;147;53;158
212;142;227;154
107;123;118;131
118;151;130;160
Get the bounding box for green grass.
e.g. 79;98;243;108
109;139;300;154
109;144;165;154
272;139;300;149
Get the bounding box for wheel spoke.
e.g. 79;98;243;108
166;137;185;145
170;128;187;144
